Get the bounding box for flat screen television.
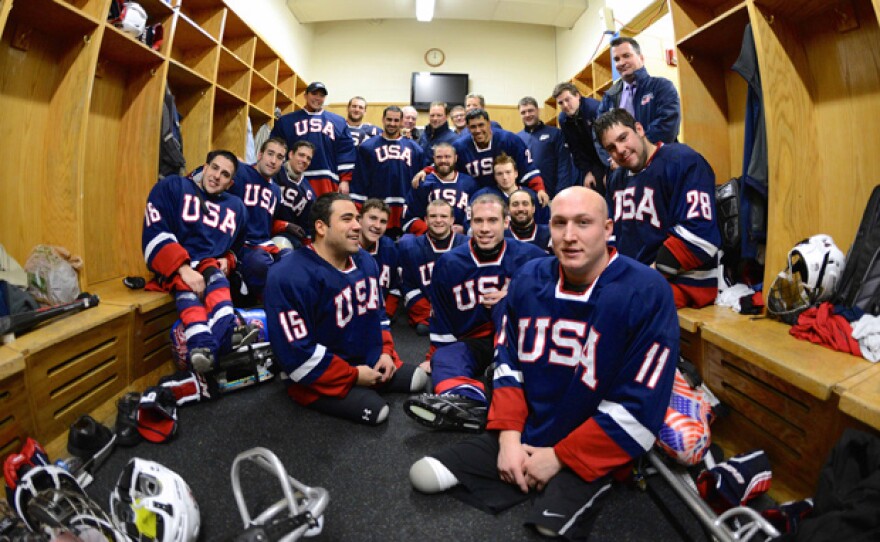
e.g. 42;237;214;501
411;72;469;111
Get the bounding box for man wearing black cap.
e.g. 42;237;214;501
270;81;356;198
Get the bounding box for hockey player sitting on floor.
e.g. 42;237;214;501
264;193;428;425
358;199;401;320
397;199;468;339
403;193;547;432
409;187;679;540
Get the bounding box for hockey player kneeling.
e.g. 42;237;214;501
264;193;428;425
409;187;678;540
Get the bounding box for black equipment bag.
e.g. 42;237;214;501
832;184;880;314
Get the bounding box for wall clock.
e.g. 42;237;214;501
425;48;445;67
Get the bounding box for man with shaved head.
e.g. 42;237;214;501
409;186;679;540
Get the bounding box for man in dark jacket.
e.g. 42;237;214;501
554;82;607;194
419;101;459;157
517;96;578;200
595;37;680;167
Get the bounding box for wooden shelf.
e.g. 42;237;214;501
752;0;880;285
10;0;99;36
217;46;250;101
124;0;176;56
170;12;219;81
167;61;213;170
278;62;295;97
84;33;166;285
275;88;294;116
591;45;612;89
250;69;274;114
676;3;750;57
212;93;247;157
573;65;594;96
294;74;308;108
253;36;278;86
215;83;246;107
177;0;224;41
221;6;255;64
0;1;100;266
670;0;746;41
248;104;273;129
100;23;166;67
53;0;104;23
672;2;749;183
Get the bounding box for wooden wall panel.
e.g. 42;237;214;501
0;24;98;265
753;0;880;285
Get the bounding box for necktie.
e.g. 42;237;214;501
620;84;636;118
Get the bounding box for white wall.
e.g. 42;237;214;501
308;18;558;106
555;0;678;88
225;0;314;76
555;1;609;82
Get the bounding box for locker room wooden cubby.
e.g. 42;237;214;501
670;0;880;499
0;0;307;448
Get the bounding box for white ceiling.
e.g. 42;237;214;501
286;0;590;28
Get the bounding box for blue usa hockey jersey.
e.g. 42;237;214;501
397;232;468;311
517;122;579;197
273;167;316;237
490;251;678;483
228;163;283;246
429;239;547;349
270;109;356;197
362;236;400;302
348;122;382;147
453;128;546;193
403;171;478;235
605;143;720;307
264;247;393;404
471;185;550;225
508;223;552;254
142;174;247;282
350;135;426;232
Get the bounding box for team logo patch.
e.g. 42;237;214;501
641;93;654;106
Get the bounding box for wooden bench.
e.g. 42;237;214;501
91;280;178;379
3;304;132;445
692;314;875;500
677;305;743;371
838;366;880;431
0;281;179;459
0;346;31;458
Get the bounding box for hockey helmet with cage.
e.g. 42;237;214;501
768;234;846;323
110;458;200;542
22;482;128;541
12;464;85;532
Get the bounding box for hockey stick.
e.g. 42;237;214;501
0;293;100;335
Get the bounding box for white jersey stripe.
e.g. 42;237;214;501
672;224;718;257
597;400;656;451
144;232;179;264
291;344;327;382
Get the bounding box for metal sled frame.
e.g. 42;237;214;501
231;447;329;542
645;449;780;542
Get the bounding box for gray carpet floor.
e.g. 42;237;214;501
84;320;709;541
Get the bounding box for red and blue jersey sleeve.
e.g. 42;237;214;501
142;177;190;279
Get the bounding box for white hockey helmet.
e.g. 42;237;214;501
788;234;846;301
110;458;200;542
12;465;85;532
116;2;148;38
768;234;846;323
